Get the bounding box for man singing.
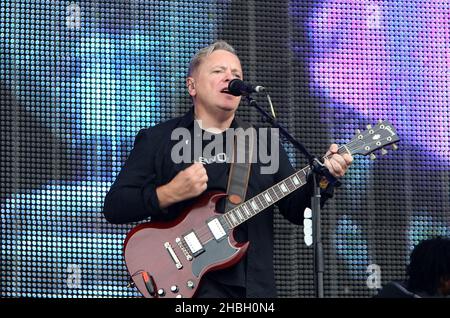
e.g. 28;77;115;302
103;40;352;297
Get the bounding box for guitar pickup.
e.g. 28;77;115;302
207;218;226;241
183;231;204;256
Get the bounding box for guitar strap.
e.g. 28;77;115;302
224;118;255;212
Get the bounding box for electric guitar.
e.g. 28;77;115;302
123;120;399;298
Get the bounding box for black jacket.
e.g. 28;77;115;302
103;108;333;297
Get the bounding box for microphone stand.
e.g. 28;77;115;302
246;95;340;298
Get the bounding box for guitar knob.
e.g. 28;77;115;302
157;288;165;297
171;285;179;293
187;280;195;289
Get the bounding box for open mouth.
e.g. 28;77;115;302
220;88;239;96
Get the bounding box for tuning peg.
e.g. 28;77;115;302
356;129;361;134
366;124;372;130
370;153;377;160
392;144;398;151
381;148;388;155
378;119;383;124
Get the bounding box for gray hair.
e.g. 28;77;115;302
188;40;238;77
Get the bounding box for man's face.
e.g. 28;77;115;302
187;49;243;114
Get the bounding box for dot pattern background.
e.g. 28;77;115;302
1;0;449;297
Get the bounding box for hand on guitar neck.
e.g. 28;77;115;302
323;143;354;178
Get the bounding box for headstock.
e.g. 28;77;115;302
346;120;399;158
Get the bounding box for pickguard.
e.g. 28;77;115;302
191;236;238;277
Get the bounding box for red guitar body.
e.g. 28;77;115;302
123;191;249;298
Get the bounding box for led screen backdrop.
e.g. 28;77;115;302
1;1;449;297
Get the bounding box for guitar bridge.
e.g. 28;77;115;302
176;237;193;261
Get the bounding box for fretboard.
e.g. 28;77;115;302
220;145;350;229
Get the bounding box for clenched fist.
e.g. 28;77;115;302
156;163;208;209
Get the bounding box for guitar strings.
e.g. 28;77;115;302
181;140;394;245
188;144;366;243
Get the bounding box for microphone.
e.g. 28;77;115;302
227;79;265;96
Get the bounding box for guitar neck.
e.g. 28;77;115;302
221;145;350;229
